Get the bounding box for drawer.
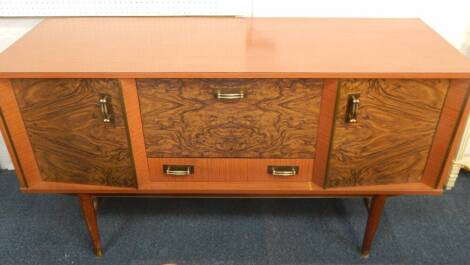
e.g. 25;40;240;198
137;79;323;158
148;158;314;182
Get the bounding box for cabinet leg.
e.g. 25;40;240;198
78;194;103;257
361;195;387;258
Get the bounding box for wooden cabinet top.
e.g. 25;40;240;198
1;17;470;78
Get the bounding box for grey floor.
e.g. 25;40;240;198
0;170;469;265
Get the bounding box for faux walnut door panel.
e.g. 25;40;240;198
11;79;136;187
326;79;449;187
137;79;323;158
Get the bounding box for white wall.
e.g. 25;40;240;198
0;18;42;169
251;1;470;52
1;0;470;169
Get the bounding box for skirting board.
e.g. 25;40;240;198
446;108;470;190
462;157;470;170
0;135;14;170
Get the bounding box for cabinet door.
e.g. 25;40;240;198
11;79;136;187
137;79;323;159
326;79;448;187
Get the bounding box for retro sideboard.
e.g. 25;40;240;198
0;17;469;257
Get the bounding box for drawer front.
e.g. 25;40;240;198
326;79;449;187
148;158;313;182
137;79;323;158
11;79;136;187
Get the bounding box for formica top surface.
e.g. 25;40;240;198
1;17;470;78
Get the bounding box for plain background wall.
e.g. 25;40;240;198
0;18;42;169
0;0;470;169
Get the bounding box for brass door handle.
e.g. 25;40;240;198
99;94;113;123
345;93;360;123
267;166;299;176
163;165;194;176
214;90;244;99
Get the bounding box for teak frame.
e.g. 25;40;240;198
3;78;467;194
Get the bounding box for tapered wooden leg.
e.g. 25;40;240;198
361;195;387;258
79;194;103;257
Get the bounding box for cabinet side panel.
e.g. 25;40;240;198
11;79;136;187
326;79;448;187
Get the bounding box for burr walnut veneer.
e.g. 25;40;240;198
0;17;469;257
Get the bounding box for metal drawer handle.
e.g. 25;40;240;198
268;166;299;176
163;165;194;176
214;90;244;99
99;94;113;123
345;93;360;124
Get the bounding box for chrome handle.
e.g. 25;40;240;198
345;93;360;123
267;166;299;176
163;165;194;176
99;94;113;123
214;90;244;99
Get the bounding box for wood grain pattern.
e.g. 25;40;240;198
1;18;470;79
11;79;136;187
326;79;449;187
148;158;313;182
137;79;322;158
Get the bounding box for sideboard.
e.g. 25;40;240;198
0;17;469;257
